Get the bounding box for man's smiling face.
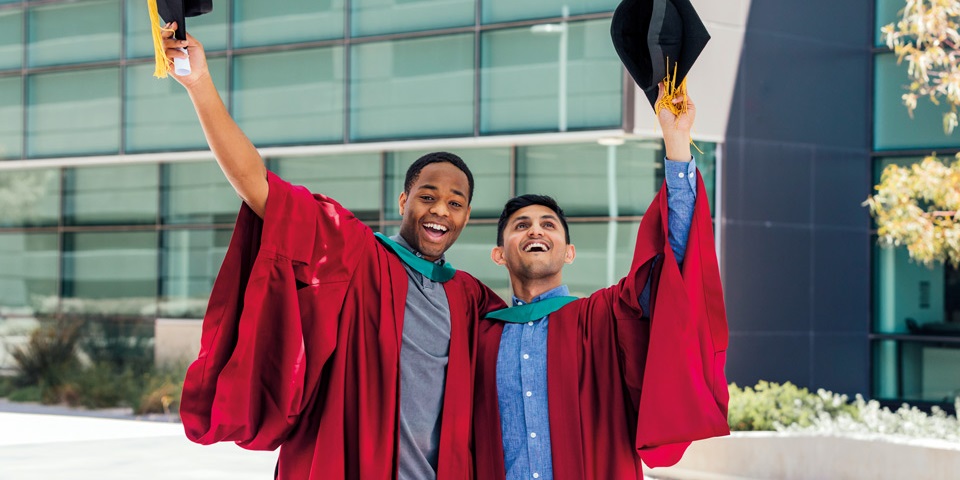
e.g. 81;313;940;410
493;204;575;282
398;162;472;261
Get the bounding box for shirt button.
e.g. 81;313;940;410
533;474;540;479
678;172;685;179
523;354;530;360
530;432;536;438
527;321;534;326
526;391;532;397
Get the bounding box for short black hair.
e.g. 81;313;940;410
496;194;570;246
404;152;474;203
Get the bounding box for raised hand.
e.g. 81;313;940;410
656;82;695;162
161;22;210;89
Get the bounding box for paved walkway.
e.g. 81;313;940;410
0;404;278;480
0;402;657;479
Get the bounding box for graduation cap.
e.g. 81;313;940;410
147;0;214;78
610;0;710;114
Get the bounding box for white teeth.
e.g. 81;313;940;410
523;242;548;252
424;223;448;232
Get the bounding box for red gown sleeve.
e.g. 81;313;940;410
180;171;371;451
613;174;731;468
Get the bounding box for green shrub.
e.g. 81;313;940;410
78;317;154;376
0;376;13;397
69;362;137;409
727;381;858;431
7;385;42;403
9;319;82;389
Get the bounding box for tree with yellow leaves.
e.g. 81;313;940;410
864;154;960;267
882;0;960;134
873;1;960;267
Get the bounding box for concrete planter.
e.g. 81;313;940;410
646;431;960;480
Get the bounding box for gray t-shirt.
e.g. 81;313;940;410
391;235;452;480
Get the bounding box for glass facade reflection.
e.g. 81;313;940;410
871;0;960;403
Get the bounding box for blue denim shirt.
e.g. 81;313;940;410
495;158;698;480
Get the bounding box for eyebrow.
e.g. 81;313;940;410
512;214;560;224
419;184;467;199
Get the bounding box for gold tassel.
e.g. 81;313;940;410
655;58;704;155
148;0;173;78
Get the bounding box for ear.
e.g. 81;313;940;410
490;246;506;266
398;191;408;216
564;244;576;264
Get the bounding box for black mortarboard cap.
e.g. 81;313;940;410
611;0;710;108
156;0;213;41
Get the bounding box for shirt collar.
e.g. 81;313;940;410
390;233;446;265
512;284;569;306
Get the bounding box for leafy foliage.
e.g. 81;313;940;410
730;381;960;444
9;318;82;392
727;381;858;431
881;0;960;133
782;395;960;444
864;153;960;267
5;317;181;414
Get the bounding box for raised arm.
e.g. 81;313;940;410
163;23;268;217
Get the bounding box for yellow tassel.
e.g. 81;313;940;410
654;58;703;155
148;0;173;78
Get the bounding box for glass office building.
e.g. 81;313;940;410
0;1;717;367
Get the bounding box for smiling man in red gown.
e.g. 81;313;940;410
162;26;505;480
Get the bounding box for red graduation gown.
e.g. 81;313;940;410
180;172;505;480
474;173;730;480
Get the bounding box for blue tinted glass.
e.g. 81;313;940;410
28;0;121;67
481;19;622;134
27;68;120;157
874;53;960;150
352;0;473;37
233;0;343;48
351;34;474;140
233;47;345;145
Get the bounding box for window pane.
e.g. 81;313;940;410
233;0;343;48
0;8;22;70
481;19;622;133
873;244;958;333
64;164;158;226
0;75;21;159
125;58;229;152
351;0;473;37
384;148;511;220
482;0;618;24
0;168;59;227
0;233;58;317
62;231;158;316
28;68;120;157
28;0;120;67
443;224;510;301
126;0;228;59
233;47;345;145
162;161;240;225
873;339;960;402
564;221;641;296
160;229;229;318
517;141;663;217
697;142;718;216
874;53;960;150
351;34;474;141
274;153;381;222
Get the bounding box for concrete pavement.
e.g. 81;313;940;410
0;407;278;480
